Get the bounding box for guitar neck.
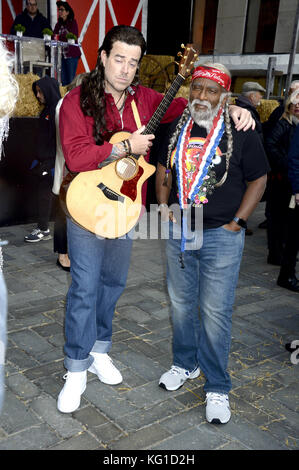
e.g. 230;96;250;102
143;73;186;135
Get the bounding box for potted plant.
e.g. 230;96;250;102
14;24;26;37
66;32;77;44
42;28;53;41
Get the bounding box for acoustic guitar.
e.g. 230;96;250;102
65;44;198;239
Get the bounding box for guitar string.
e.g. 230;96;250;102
144;75;186;135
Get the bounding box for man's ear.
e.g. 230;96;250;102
100;50;107;67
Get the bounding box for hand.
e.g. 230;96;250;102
129;125;155;155
229;105;256;132
296;193;299;205
222;220;241;232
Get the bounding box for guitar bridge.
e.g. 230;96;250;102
98;183;125;203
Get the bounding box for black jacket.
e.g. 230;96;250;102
262;103;284;139
10;9;51;38
32;76;61;163
265;117;296;176
235;95;264;143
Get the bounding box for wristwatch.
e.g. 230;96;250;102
233;216;247;229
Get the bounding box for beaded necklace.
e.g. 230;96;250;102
174;105;225;209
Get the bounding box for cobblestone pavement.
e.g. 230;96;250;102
0;204;298;451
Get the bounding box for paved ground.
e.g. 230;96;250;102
0;203;298;451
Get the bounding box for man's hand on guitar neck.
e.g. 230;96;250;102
129;125;155;156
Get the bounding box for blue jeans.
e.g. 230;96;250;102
61;57;79;86
166;223;245;394
64;218;133;372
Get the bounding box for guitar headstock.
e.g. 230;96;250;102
176;44;199;79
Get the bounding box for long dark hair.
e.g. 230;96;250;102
80;25;146;145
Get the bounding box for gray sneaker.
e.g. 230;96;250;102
24;228;51;243
159;365;200;391
205;392;231;424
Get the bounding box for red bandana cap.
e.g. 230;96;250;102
192;65;231;92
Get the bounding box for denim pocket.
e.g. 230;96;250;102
220;224;243;234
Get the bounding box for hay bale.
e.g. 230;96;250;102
12;73;42;117
256;99;280;122
12;74;67;117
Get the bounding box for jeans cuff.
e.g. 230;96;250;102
64;354;94;372
91;340;111;354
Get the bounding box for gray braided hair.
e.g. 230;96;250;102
165;62;234;190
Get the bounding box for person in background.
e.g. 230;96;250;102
235;81;265;143
284;123;299;356
275;106;299;293
265;90;299;269
234;81;267;236
259;81;299;230
24;76;61;243
0;41;19;413
10;0;51;38
263;80;299;138
53;1;81;86
52;73;88;271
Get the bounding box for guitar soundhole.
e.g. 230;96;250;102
115;157;138;181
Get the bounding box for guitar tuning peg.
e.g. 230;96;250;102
174;61;179;66
177;52;183;57
181;43;185;49
186;68;190;73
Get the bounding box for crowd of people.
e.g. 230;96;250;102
0;17;298;426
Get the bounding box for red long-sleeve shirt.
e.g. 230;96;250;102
59;84;187;173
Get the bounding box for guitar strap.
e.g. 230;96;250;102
131;100;142;129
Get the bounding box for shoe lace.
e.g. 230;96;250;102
30;229;41;235
169;365;187;376
206;392;228;405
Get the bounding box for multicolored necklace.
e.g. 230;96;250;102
173;106;225;263
174;105;225;209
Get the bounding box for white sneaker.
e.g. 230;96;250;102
159;365;200;391
88;352;122;385
57;370;87;413
206;392;231;424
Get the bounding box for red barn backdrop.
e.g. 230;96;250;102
0;0;148;75
0;0;23;33
70;0;147;74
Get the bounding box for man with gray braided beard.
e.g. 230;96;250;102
156;63;269;424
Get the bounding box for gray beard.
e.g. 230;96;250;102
188;94;226;132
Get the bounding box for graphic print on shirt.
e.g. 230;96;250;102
170;137;223;206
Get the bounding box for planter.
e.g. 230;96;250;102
16;31;23;37
67;39;75;44
43;34;51;41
